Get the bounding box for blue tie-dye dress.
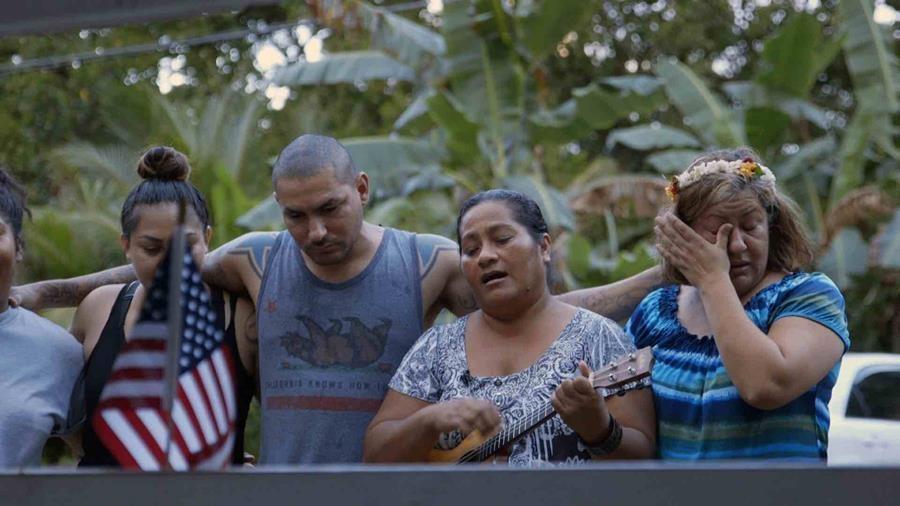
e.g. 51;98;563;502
625;271;850;460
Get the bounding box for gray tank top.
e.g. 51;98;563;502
257;228;424;463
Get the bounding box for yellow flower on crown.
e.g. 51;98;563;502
738;158;758;178
665;177;678;201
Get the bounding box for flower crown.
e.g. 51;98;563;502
665;157;776;201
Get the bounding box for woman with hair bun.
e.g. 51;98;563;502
0;168;83;467
70;146;257;467
627;147;849;460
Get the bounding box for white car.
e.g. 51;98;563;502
828;353;900;465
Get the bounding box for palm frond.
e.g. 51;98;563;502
50;142;138;190
154;95;198;155
217;93;263;178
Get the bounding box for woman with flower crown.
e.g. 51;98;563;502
626;147;849;460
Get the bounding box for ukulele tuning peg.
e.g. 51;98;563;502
628;353;635;361
627;367;635;374
608;373;616;381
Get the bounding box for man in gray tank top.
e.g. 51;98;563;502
199;135;490;463
15;134;663;464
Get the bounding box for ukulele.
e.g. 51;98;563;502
425;347;653;464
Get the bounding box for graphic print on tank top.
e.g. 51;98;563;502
278;316;393;371
257;229;424;462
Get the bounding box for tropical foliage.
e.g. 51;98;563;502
242;0;898;347
2;0;897;352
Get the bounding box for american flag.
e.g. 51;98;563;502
93;241;236;470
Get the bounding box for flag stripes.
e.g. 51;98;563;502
92;239;236;470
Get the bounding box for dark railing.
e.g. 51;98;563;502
4;462;899;506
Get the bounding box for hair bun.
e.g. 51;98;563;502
137;146;192;181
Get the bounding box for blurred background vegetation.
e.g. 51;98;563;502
1;0;896;462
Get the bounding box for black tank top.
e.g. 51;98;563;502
79;282;254;467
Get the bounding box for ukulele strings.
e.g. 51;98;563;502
456;355;647;463
458;402;557;463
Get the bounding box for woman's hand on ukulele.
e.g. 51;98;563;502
423;398;501;437
552;361;610;444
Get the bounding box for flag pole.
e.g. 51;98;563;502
162;198;187;470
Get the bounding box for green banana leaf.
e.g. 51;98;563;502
502;174;575;231
655;57;745;146
517;0;595;60
817;227;869;289
605;124;702;151
355;1;446;69
646;150;704;174
840;0;899;112
273;50;415;86
756;13;843;98
872;210;900;270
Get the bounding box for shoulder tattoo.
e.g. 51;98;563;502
416;234;458;281
228;234;275;279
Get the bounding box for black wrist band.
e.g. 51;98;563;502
583;413;623;457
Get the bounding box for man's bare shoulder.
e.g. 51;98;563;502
414;233;475;319
218;231;280;279
414;233;459;281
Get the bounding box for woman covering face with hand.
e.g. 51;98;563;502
364;190;655;465
69;147;257;467
628;147;849;460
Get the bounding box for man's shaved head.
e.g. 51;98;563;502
272;134;358;186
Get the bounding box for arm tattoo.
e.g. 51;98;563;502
227;234;275;280
560;267;664;322
23;265;136;309
415;234;457;280
574;287;649;322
